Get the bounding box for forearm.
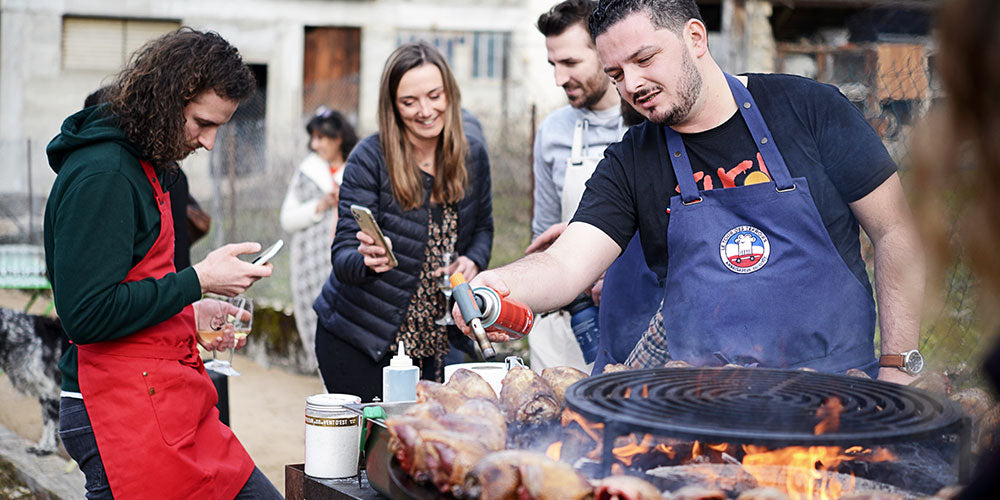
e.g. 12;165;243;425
475;222;619;312
872;226;924;356
280;194;322;233
57;268;200;344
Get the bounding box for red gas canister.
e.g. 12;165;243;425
472;286;534;340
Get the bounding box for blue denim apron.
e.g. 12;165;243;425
594;232;664;374
660;73;878;377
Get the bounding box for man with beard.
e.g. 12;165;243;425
44;28;280;498
465;0;923;385
527;0;662;373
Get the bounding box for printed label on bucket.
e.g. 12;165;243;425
305;415;359;427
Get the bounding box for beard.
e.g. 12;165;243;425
639;50;702;126
567;70;611;109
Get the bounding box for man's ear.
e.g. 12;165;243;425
684;19;710;58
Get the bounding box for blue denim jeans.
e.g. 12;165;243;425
59;397;283;499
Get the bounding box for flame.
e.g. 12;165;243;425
740;444;896;500
561;409;604;459
814;397;844;435
624;387;631;398
612;434;658;466
642;384;649;398
546;441;562;461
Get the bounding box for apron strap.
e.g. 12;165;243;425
723;73;795;190
569;119;586;164
665;73;796;202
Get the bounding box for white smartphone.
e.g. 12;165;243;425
252;239;284;265
350;204;398;268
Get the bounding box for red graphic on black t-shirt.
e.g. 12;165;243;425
676;152;772;193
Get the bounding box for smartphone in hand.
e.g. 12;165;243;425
350;205;398;268
252;239;284;265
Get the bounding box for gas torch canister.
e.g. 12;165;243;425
450;272;497;360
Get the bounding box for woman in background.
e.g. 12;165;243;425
280;107;358;370
313;41;493;401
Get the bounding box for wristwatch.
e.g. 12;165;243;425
879;349;924;375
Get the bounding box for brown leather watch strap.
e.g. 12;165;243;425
879;354;905;367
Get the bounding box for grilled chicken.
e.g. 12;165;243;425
462;450;593;500
443;398;507;451
419;429;492;495
591;475;664;500
500;366;560;425
416;380;468;412
447;367;500;402
541;366;589;407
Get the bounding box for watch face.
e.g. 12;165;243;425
904;351;924;374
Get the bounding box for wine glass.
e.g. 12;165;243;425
220;295;253;377
198;295;228;373
435;252;455;326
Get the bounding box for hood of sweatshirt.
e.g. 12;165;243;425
46;105;144;174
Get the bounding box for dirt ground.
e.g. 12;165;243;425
0;290;326;496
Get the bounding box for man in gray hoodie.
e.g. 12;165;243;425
528;0;626;372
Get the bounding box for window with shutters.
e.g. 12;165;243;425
61;17;181;71
396;30;509;81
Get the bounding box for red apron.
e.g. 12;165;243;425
77;160;254;499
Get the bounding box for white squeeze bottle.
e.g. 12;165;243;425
382;342;419;402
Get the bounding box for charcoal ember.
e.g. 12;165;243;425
417;380;468;412
500;366;560;425
911;371;951;395
845;368;871;379
462;450;593;500
667;485;727;500
448;368;500;403
663;360;692;368
591;475;663;500
603;364;631;374
735;487;787;500
505;420;562;451
647;464;758;495
542;366;589;407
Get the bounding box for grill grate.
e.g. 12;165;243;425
565;368;966;448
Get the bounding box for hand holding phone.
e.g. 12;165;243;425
350;205;398;268
252;239;284;265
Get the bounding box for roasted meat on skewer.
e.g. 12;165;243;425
591;475;663;500
541;366;589;408
462;450;593;500
499;366;560;425
447;367;500;402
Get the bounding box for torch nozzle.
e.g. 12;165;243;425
469;318;497;360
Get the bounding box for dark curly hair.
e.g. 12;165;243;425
306;108;359;160
107;27;256;167
537;0;597;38
588;0;702;39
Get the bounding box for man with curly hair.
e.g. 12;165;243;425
44;28;281;499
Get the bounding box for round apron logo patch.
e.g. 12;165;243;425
720;225;770;274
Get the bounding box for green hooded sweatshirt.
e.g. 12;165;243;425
45;105;202;392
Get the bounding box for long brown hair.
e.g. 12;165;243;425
107;27;255;168
913;0;1000;325
377;41;468;210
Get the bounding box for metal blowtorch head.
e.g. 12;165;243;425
450;272;497;360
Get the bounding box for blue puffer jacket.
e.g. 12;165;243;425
313;133;494;362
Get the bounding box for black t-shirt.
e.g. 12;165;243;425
572;73;896;292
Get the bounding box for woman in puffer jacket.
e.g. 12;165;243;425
313;41;493;401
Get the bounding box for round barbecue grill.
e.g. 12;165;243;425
565;367;967;449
